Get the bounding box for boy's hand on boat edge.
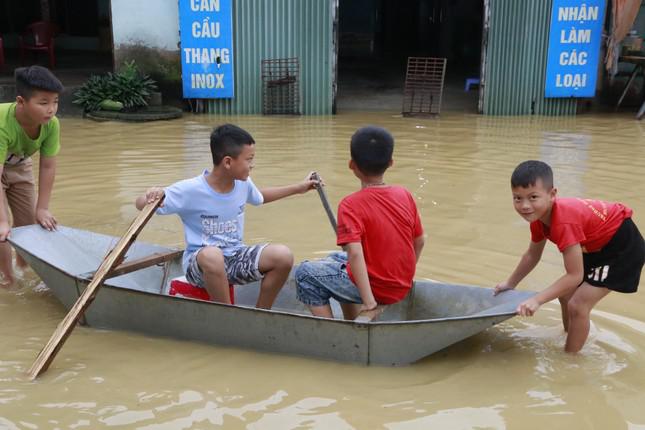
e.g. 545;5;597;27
493;281;515;296
36;208;58;231
0;221;10;241
359;300;378;313
516;297;540;317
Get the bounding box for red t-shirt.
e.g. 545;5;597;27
530;197;632;252
336;186;424;304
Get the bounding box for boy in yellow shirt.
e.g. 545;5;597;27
0;66;63;285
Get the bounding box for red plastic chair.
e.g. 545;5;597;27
0;36;5;70
19;21;57;69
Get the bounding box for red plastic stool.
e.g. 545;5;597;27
169;277;235;304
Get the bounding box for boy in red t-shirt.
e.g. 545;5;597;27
495;160;644;353
295;126;425;319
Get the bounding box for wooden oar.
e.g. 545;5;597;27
27;197;163;380
311;172;336;234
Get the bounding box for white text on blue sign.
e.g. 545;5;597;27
545;1;605;98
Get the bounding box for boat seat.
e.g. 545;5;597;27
169;276;235;304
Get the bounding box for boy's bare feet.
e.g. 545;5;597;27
0;273;15;287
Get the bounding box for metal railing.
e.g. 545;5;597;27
402;57;447;116
261;57;301;115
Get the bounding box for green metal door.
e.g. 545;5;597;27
482;0;578;115
204;0;335;115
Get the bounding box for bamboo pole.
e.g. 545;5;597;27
27;197;163;380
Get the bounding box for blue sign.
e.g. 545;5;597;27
179;0;234;98
545;0;606;98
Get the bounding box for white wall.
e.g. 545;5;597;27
111;0;179;51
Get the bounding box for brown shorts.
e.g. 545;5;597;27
1;158;36;227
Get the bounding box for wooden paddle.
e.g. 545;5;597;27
311;173;384;323
27;197;163;380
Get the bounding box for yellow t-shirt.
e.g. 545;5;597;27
0;102;60;165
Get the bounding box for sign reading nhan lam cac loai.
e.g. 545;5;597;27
179;0;234;98
545;0;606;98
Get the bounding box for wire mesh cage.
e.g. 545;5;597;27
261;57;301;115
402;57;447;116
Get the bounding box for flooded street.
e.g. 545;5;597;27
1;111;644;429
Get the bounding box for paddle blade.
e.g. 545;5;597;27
27;197;163;380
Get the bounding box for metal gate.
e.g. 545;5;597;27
402;57;447;116
261;57;301;115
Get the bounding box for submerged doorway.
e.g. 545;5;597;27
336;0;484;113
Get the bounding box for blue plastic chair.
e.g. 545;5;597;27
465;78;480;92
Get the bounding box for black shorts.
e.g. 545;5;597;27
582;218;645;293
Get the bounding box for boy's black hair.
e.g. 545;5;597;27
15;66;64;99
350;126;394;176
511;160;554;189
210;124;255;165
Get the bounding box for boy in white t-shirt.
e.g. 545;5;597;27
136;124;318;309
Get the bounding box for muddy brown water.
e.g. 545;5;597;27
0;112;644;429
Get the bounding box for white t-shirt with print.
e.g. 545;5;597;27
157;170;264;271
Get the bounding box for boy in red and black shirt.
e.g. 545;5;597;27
295;126;425;319
495;160;644;353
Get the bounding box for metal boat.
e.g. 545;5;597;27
9;225;535;366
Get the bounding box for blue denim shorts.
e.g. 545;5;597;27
186;244;268;288
295;252;363;306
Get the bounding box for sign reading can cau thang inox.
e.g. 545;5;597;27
179;0;234;98
545;0;606;98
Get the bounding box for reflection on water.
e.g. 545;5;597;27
0;112;644;428
385;405;507;430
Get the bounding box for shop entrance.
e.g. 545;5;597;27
336;0;484;113
0;0;113;81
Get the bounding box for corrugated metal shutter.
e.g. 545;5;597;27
482;0;577;115
205;0;334;115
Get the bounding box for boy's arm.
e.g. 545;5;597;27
0;165;9;241
413;234;425;263
259;172;318;204
517;243;584;316
345;242;378;311
135;187;165;210
494;239;546;295
35;156;57;231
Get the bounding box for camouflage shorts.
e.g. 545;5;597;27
186;244;268;287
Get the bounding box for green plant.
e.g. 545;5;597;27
110;60;158;110
73;61;158;112
72;75;112;113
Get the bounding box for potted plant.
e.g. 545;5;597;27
74;61;181;121
73;60;157;113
